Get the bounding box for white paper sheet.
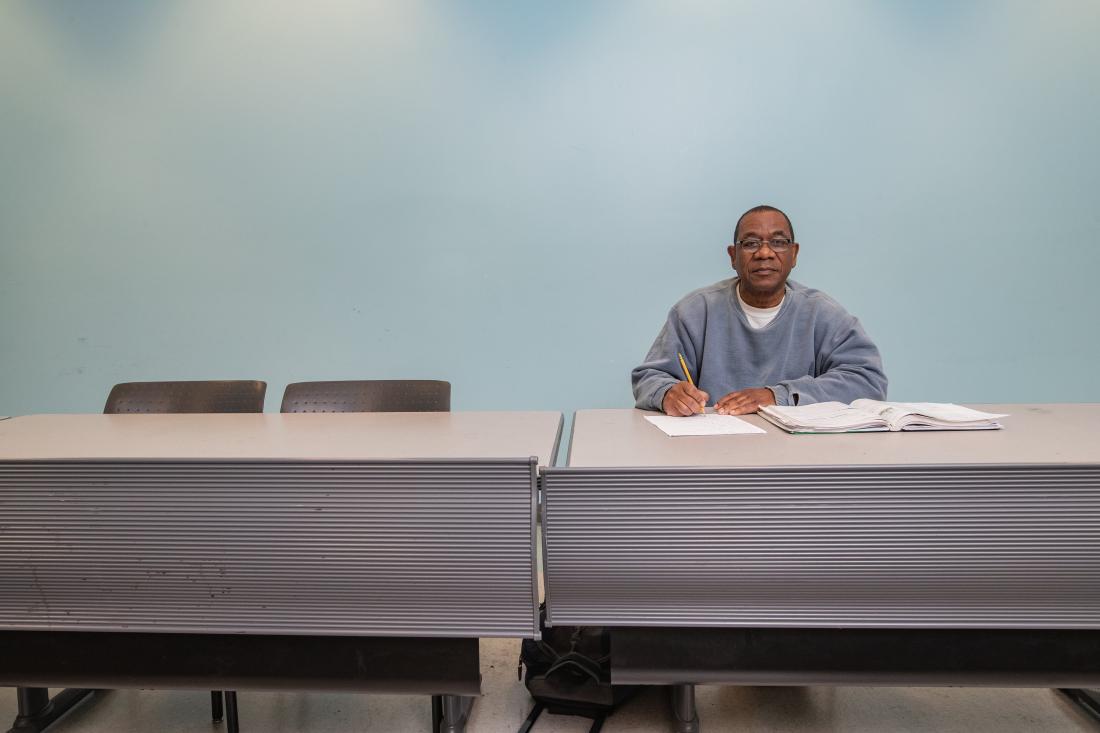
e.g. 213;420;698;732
645;413;766;437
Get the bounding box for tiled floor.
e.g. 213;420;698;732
3;638;1097;733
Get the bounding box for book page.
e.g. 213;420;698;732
851;400;1008;429
645;413;766;437
759;402;886;432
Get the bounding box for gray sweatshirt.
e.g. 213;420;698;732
632;278;888;410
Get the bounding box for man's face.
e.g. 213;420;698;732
727;210;799;297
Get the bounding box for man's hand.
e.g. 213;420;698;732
662;381;709;416
715;387;775;415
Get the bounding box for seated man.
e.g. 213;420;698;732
632;205;887;416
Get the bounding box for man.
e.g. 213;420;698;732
632;205;887;416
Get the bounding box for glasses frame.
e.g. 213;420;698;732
734;237;794;254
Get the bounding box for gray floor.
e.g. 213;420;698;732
3;639;1097;733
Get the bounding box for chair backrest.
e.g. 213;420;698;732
281;380;451;413
104;380;267;414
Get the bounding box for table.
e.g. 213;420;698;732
544;406;1100;732
0;411;562;733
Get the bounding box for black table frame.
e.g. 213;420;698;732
609;627;1100;733
2;631;480;733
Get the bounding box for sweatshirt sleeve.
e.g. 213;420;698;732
769;315;888;406
631;304;701;412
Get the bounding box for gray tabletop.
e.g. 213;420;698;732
568;404;1100;467
0;411;564;467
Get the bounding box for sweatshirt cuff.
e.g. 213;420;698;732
652;382;676;412
767;384;790;406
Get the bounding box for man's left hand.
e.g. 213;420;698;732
715;387;775;415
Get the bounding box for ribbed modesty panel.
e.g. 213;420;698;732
0;459;539;638
543;464;1100;629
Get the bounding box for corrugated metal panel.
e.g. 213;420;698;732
0;459;539;638
543;464;1100;629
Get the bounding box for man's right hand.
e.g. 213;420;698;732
662;381;709;416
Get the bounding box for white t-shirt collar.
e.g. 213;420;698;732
736;283;785;329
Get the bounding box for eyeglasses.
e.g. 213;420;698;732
736;238;793;253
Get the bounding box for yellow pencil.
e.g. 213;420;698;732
677;352;704;414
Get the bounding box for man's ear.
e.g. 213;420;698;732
789;242;799;268
727;244;738;271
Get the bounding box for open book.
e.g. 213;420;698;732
758;400;1008;433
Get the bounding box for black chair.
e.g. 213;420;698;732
104;380;267;414
12;380;267;733
280;379;450;413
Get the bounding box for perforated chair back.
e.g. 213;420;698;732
281;380;451;413
104;381;267;414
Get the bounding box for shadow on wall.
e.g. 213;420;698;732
26;0;179;71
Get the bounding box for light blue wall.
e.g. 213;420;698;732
2;1;1099;418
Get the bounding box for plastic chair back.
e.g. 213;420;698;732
280;380;450;413
104;380;267;414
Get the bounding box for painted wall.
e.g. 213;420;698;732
2;1;1098;420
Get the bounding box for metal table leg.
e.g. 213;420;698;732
431;695;443;732
671;684;699;733
1059;689;1100;725
438;694;474;733
224;691;239;733
7;687;97;733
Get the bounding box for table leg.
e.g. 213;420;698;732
225;691;239;733
7;687;96;733
438;694;474;733
670;684;699;733
1059;689;1100;724
211;691;224;722
431;695;443;732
